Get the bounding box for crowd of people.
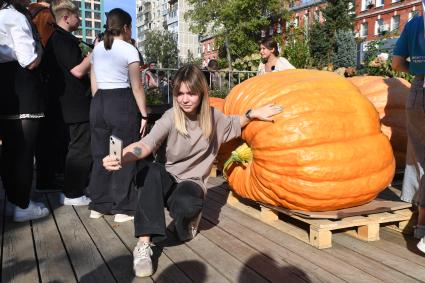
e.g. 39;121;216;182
1;0;424;279
0;0;282;277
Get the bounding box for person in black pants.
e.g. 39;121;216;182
44;0;92;205
103;65;282;277
88;8;147;222
0;0;49;222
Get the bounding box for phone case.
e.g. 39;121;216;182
109;135;123;163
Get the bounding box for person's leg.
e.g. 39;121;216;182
133;162;175;277
405;88;425;241
107;89;140;217
167;181;204;241
87;92;114;215
61;122;92;204
0;119;49;221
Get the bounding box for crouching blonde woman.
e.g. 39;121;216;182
103;64;283;277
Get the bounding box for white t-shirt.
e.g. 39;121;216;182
92;39;140;89
257;57;295;75
0;5;38;67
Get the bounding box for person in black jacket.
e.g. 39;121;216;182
44;0;92;206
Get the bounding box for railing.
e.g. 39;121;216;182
140;68;258;105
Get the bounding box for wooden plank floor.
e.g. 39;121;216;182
1;177;425;283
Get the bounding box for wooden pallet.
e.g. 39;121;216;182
227;191;413;249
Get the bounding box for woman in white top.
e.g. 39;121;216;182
88;8;148;222
257;37;295;75
0;0;49;222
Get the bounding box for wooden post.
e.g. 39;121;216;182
260;207;278;222
309;227;332;249
357;223;380;241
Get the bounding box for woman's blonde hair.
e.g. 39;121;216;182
172;65;212;139
51;0;78;20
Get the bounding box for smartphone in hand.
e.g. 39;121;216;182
109;135;123;163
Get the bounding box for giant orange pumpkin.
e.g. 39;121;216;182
348;76;409;169
223;70;395;211
209;97;243;171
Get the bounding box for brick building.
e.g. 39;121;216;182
355;0;422;41
199;35;218;67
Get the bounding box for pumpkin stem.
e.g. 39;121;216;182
223;143;253;179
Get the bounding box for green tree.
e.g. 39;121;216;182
333;29;356;68
310;0;355;68
309;22;331;69
144;30;179;68
185;0;283;69
283;27;312;68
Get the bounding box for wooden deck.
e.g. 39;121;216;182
1;177;425;283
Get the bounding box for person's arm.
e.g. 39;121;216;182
70;53;91;79
10;12;40;69
103;140;152;171
392;55;409;73
90;64;97;95
239;103;283;128
129;62;148;135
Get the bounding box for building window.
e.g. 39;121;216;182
303;13;309;29
360;22;368;37
376;0;384;7
95;22;101;28
85;11;91;18
85;20;92;28
85;29;92;37
277;22;282;33
85;2;91;9
74;29;82;36
94;4;100;11
207;43;211;52
94;12;101;20
293;16;299;27
391;15;400;31
269;25;274;36
314;10;320;22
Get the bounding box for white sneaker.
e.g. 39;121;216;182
13;201;49;222
133;242;153;277
418;236;425;253
60;194;91;206
114;214;134;223
89;210;104;219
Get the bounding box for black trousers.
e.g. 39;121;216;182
35;101;68;187
134;162;204;243
88;88;140;215
63;122;92;198
0;119;39;208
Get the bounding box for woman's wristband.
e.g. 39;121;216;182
141;115;148;120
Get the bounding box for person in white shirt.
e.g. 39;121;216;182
88;8;148;223
257;37;295;75
0;0;49;222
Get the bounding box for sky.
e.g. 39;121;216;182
104;0;137;38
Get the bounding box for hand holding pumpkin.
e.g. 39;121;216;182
251;103;283;122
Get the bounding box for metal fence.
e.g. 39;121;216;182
140;68;258;105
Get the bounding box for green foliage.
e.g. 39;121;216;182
144;30;179;68
145;88;164;105
309;22;331;69
185;0;283;62
232;53;261;72
283;27;312;68
333;29;356;69
209;88;229;98
309;0;355;68
181;50;203;67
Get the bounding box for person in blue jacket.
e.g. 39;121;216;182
392;11;425;253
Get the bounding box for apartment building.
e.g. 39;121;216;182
355;0;422;41
136;0;200;63
72;0;105;44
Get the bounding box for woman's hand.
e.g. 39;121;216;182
140;119;147;136
251;103;283;122
103;155;121;171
